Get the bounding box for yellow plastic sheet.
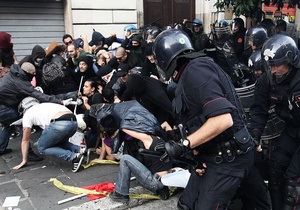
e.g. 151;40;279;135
129;193;160;199
49;178;102;195
49;178;178;200
82;159;119;169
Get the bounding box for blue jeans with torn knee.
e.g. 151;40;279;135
37;121;80;162
115;154;164;196
0;105;19;153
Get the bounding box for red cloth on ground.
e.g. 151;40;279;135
82;182;115;200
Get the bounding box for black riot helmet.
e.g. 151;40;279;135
244;25;268;50
248;50;264;79
145;26;162;42
276;19;287;33
262;34;299;84
153;29;194;81
232;18;244;33
260;18;276;37
248;50;263;71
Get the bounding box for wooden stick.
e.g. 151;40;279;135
58;193;86;205
74;76;84;114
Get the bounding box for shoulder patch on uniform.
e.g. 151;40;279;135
238;38;243;43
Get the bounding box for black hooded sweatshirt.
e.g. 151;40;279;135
19;45;47;86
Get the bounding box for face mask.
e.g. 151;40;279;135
34;58;43;68
25;71;34;81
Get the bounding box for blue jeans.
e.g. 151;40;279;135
37;121;80;162
0;105;19;152
115;154;164;196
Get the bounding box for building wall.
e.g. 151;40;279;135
196;0;227;33
65;0;300;41
66;0;138;41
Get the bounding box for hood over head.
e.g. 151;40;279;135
89;30;105;46
31;45;46;60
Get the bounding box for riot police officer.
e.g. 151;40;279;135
153;29;254;210
244;25;269;80
245;25;269;53
248;49;264;80
250;34;300;210
232;17;247;63
190;18;211;52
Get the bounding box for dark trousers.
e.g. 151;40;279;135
268;127;300;210
0;105;19;152
236;164;270;210
179;150;254;210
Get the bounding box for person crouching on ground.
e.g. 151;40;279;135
90;100;172;203
13;97;89;172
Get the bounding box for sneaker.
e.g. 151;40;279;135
0;148;12;156
109;191;129;203
33;140;39;147
10;131;20;140
28;151;44;162
156;186;170;200
72;153;85;173
85;149;90;164
31;128;37;134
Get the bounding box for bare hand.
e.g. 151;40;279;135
13;160;27;170
256;145;263;152
195;163;207;176
82;96;88;104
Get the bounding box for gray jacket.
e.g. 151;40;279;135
0;64;61;108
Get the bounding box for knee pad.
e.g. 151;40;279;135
284;179;300;207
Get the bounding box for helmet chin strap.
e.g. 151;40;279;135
272;65;294;84
173;61;189;82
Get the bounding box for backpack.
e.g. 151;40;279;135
42;62;65;85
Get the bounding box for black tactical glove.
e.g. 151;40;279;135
253;136;262;147
250;130;262;146
164;140;189;159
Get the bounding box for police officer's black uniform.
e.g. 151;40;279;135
232;18;247;65
153;29;255;210
250;34;300;210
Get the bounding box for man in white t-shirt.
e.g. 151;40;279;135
13;97;88;172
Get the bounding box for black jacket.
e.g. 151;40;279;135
250;69;300;139
19;45;47;86
121;74;173;124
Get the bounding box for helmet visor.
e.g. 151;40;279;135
263;59;291;85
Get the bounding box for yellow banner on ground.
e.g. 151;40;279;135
82;159;119;169
49;178;102;195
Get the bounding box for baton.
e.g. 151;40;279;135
73;76;84;114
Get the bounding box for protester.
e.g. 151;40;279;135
0;32;18;77
0;62;77;157
13;97;88;172
89;100;172;203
